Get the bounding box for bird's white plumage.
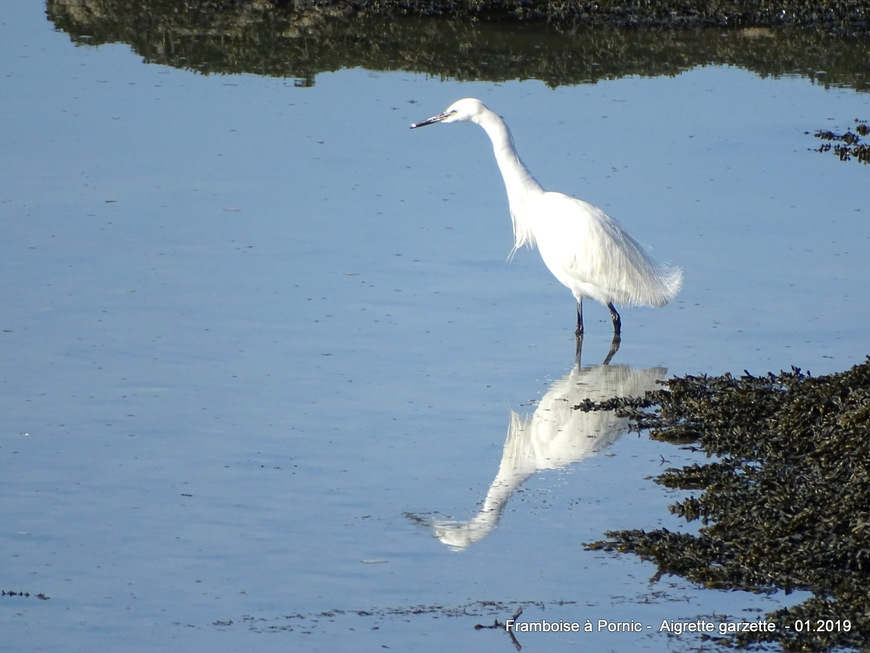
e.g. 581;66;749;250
411;98;682;334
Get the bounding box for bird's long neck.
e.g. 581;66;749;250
478;108;542;251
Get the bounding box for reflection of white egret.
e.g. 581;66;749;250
412;99;681;363
426;364;666;549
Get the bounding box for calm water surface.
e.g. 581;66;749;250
2;4;868;652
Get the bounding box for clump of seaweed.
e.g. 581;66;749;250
812;119;870;164
585;358;870;651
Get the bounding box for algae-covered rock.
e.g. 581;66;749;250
813;119;870;164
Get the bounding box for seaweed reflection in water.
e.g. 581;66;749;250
46;0;870;92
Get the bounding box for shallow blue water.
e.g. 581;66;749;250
2;4;868;652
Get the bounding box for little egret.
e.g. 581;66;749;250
411;98;682;363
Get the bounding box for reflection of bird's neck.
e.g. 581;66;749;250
478;109;543;252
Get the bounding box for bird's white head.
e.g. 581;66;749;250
410;98;488;129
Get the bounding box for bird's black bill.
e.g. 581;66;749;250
410;112;449;129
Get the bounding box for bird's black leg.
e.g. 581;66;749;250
574;299;584;367
602;302;622;365
607;302;622;337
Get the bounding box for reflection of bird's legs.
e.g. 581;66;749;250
575;299;584;366
603;332;621;365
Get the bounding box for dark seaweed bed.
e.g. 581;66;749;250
584;360;870;651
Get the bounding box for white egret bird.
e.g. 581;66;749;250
411;98;682;362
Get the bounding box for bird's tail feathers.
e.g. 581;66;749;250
600;228;682;307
